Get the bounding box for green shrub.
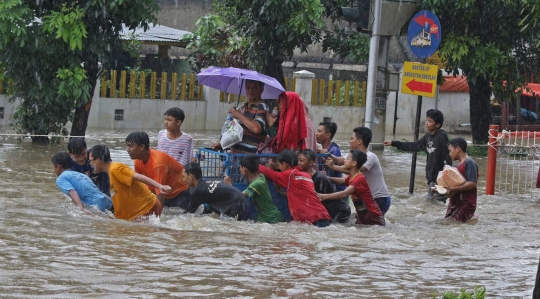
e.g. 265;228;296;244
432;286;486;299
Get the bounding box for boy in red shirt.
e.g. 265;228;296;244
319;150;385;226
443;137;478;222
258;149;332;227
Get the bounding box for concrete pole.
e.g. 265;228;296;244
364;0;382;131
293;70;315;106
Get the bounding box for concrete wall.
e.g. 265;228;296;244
385;87;470;136
4;70;469;144
0;71;376;137
88;97;208;131
0;95;19;128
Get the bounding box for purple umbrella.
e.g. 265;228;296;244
196;66;285;100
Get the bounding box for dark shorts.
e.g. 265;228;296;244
445;203;476;222
375;196;391;215
323;199;351;223
356;210;385;226
164;189;190;209
232;204;250;221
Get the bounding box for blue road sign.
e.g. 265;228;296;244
407;10;442;59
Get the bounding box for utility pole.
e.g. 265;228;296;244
364;0;382;131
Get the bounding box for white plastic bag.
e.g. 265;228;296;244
220;119;243;149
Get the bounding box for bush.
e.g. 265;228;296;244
432;286;486;299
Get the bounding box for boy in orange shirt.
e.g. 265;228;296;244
126;131;189;210
88;145;171;221
126;131;190;209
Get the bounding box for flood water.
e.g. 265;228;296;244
1;129;539;298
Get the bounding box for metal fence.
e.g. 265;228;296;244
100;70;203;100
495;130;540;198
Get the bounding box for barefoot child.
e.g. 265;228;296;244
383;109;452;202
319;150;385;226
442;137;478;222
259;149;332;227
224;155;284;223
52;151;112;215
298;149;350;223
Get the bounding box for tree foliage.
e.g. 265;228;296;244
214;0;327;86
422;0;540;144
196;0;370;86
321;0;370;63
182;14;249;73
0;0;158;142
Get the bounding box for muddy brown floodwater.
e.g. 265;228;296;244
0;129;539;298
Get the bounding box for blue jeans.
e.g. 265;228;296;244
375;196;391;215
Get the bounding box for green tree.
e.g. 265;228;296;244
321;0;370;63
214;0;327;86
422;0;540;144
0;0;158;142
182;14;249;73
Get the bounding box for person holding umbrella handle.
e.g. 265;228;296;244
211;79;270;154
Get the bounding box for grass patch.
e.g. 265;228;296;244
432;286;486;299
466;145;488;157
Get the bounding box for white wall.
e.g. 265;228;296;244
88;97;208;131
0;95;19;128
2;71;467;141
385;89;470;136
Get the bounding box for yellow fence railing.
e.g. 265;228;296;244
101;70;203;101
311;79;367;107
0;75;366;107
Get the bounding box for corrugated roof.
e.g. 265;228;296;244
120;23;192;45
440;75;469;92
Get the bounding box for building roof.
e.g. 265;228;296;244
440;75;469;92
120;23;192;47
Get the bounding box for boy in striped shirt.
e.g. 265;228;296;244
158;107;195;166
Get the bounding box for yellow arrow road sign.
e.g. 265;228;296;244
401;61;438;97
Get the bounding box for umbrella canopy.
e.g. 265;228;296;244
196;66;285;99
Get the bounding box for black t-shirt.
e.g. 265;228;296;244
186;180;248;217
311;171;348;212
311;171;336;194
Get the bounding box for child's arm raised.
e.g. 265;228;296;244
383;134;427;152
318;185;354;201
